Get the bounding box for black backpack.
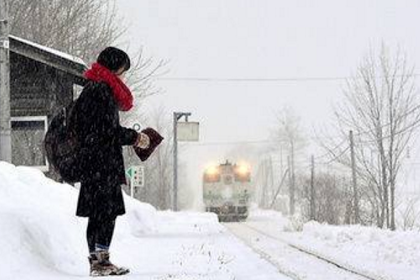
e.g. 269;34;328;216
44;101;82;183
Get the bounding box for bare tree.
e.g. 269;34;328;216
148;108;174;210
323;45;420;230
10;0;122;62
397;196;420;230
272;106;306;215
299;172;349;225
123;106;173;209
9;0;166;101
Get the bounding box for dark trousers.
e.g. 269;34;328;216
86;216;116;253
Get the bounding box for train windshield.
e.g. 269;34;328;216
204;173;221;183
234;173;251;182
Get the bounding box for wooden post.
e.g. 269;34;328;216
0;0;11;162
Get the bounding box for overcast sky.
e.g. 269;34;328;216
117;0;420;139
115;0;420;204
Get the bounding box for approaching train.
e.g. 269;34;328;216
203;160;253;222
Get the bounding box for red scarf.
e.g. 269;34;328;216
84;62;133;111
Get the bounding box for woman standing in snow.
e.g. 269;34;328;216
73;47;150;276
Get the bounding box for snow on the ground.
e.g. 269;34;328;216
293;222;420;280
0;161;156;279
247;209;420;280
0;162;289;280
226;222;368;280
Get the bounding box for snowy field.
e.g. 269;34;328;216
0;162;289;280
2;161;419;280
243;210;420;280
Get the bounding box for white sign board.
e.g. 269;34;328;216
127;166;145;188
177;122;199;141
1;39;9;49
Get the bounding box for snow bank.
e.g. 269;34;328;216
0;161;157;278
292;221;420;280
248;207;305;231
0;163;292;280
246;209;420;280
301;221;420;267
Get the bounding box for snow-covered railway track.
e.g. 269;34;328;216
225;222;388;280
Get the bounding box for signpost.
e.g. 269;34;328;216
126;165;145;197
173;112;199;211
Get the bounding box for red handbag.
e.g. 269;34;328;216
133;127;164;161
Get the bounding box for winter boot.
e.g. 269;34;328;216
89;255;112;277
89;251;129;276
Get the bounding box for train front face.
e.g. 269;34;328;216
203;161;252;222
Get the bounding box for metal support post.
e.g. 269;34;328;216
173;112;191;211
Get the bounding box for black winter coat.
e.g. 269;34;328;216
74;81;137;218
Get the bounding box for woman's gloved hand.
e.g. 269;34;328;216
134;132;150;149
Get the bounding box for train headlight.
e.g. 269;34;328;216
234;163;251;182
237;164;250;175
204;165;221;183
206;166;219;175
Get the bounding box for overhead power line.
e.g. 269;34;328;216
158;77;348;82
157;74;420;83
186;134;345;147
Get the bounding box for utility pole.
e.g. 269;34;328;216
290;143;296;215
173;112;192;211
310;155;315;220
270;168;289;209
280;145;284;182
269;156;274;204
349;130;360;224
0;0;11;162
260;159;268;208
288;155;295;215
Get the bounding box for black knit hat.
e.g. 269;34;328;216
97;47;131;72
